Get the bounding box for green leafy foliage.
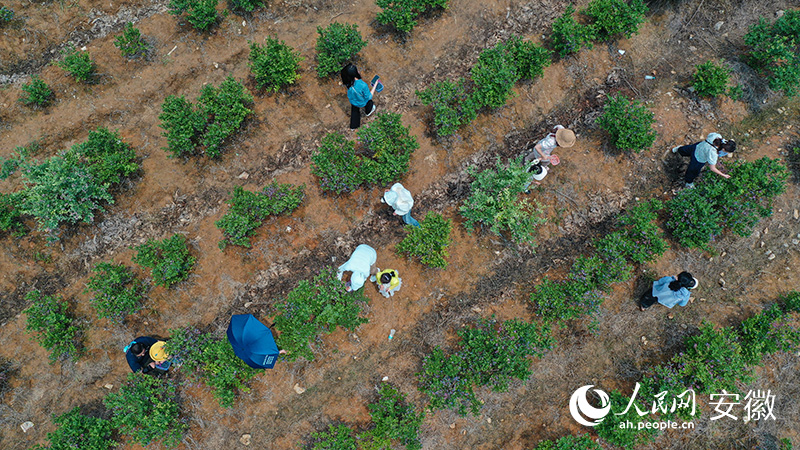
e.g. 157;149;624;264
20;75;54;108
595;94;657;152
594;390;659;447
70;127;139;186
551;5;596;57
308;424;357;450
159;77;253;158
23;290;83;362
315;22;367;78
418;317;553;415
376;0;448;33
396;212;452;268
249;37;303;92
692;60;736;98
0;5;14;23
534;434;602;450
744;10;800;97
56;46;96;82
312;113;418;193
273;267;369;361
132;233;196;288
165;327;258;407
781;291;800;313
0;145;31;180
228;0;264;12
105;374;186;447
216;182;305;249
672;322;753;393
84;262;145;324
0;192;24;235
506;36;552;80
358;384;425;450
31;407;114;450
665;157;788;250
114;23;149;59
471;41;520;109
459;157;546;245
529;277;604;326
596;199;667;264
582;0;647;41
168;0;218;31
416;78;479;137
739;304;800;365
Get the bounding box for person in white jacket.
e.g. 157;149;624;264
381;183;420;227
337;244;377;292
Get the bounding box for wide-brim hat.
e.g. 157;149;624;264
150;341;169;361
555;128;576;148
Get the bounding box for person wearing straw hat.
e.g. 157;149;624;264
524;125;575;167
146;341;172;375
639;272;699;311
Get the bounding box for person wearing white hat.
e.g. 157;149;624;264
337;244;377;292
671;132;732;187
381;183;420;228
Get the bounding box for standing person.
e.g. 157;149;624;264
639;272;699;311
381;183;420;227
341;63;378;130
671;132;732;187
124;336;158;374
337;244;377;292
523;125;576;166
371;268;402;298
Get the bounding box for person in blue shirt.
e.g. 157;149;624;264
639;271;698;311
124;336;158;374
341;63;378;129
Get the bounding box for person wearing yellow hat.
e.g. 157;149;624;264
524;125;575;167
146;341;172;375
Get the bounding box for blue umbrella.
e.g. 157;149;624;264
227;314;281;369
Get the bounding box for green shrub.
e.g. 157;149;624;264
84;262;146;324
665;157;788;250
159;95;206;157
534;434;602;450
595;94;657;152
228;0;264;12
675;322;753;393
507;36;552;80
595;198;667;264
357;112;419;185
56;46;96;83
132;233;196;288
70;127;138;186
416;78;480;137
114;23;149;59
249;37;303;92
551;5;596;57
20;75;54;108
569;254;631;292
471;41;519;108
168;0;218;31
358;384;425;450
308;424;357;450
376;0;448;33
781;291;800;313
105;374;186;447
594;390;659;447
216;182;305;249
739;304;800;365
23;290;83;362
582;0;647;41
311;133;362;194
273;267;369;361
0;5;14;23
20;154;113;235
315;22;367;78
744;11;800;97
31;407;114;450
0;192;24;234
165;327;258;408
529;277;604;326
0;145;29;180
418;318;553;415
692;60;736;98
159;77;252;158
396;212;452;268
459;157;546;245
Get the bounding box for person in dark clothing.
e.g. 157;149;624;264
125;336;159;374
341;63;378;129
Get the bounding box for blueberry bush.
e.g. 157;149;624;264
692;60;737;98
416;78;479;137
596;199;667;264
396;212;452;268
594;390;659;447
132;233;196;288
249;37;303;92
307;424;357;450
168;0;218;31
744;10;800;97
228;0;264;12
84;262;146;324
23;290;84;363
534;434;602;450
114;23;149;59
595;94;657;152
56;46;96;82
30;407;114;450
582;0;647;41
376;0;448;33
20;76;54;108
311;133;362;194
0;192;24;235
358;384;425;450
551;5;596;57
315;22;367;78
216;182;305;249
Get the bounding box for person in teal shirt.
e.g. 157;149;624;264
341;63;378;129
639;271;698;310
